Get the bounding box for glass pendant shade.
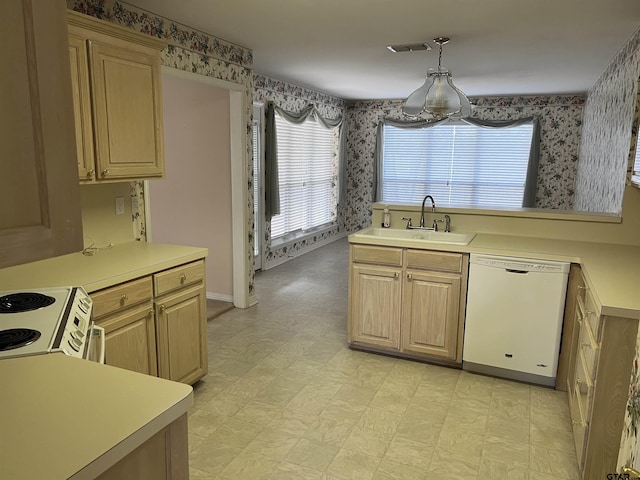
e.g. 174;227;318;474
403;68;471;119
402;38;471;120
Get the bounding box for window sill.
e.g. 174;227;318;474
270;223;337;249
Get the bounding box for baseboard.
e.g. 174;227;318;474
206;292;233;302
263;232;348;270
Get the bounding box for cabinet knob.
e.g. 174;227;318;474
179;274;187;283
148;309;154;316
87;169;95;179
120;294;128;304
102;169;109;177
407;273;413;281
159;304;166;313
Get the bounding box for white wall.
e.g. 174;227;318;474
148;72;233;300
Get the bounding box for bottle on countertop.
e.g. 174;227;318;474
382;206;391;228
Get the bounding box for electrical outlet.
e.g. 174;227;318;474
115;197;125;215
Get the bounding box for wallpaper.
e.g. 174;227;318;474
574;28;640;214
253;75;347;266
594;27;640;472
342;96;585;233
67;0;258;298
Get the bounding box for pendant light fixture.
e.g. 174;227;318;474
402;37;471;120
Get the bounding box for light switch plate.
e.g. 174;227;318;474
115;196;125;215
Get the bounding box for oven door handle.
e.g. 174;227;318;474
88;325;106;364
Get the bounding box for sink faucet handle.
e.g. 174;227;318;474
444;214;451;232
401;217;413;229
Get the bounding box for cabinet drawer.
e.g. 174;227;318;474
351;245;402;267
578;318;599;381
405;250;463;273
583;288;601;340
575;348;594;421
91;276;153;319
570;385;587;469
154;260;205;297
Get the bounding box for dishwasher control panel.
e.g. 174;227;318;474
470;254;570;274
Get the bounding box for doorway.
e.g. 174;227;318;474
145;67;250;308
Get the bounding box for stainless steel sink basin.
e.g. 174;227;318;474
351;227;476;246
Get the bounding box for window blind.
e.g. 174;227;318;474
382;122;534;208
632;141;640;187
252;119;260;255
270;114;337;239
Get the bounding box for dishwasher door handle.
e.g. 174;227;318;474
505;269;529;274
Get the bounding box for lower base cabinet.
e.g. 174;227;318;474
96;414;189;480
156;284;207;384
564;266;638;478
348;244;468;364
99;302;158;376
91;260;208;385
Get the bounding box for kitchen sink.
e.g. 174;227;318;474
351;227;476;246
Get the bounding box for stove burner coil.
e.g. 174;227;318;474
0;292;55;313
0;328;41;351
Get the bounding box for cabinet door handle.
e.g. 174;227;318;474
179;273;187;283
622;467;640;479
87;169;95;179
101;169;110;177
120;294;128;304
159;304;166;313
148;309;154;316
407;274;413;281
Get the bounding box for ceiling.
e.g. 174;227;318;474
124;0;640;100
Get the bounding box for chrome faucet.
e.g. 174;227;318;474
420;195;436;228
432;214;451;232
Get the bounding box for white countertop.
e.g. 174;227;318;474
0;242;208;292
0;354;192;480
349;230;640;319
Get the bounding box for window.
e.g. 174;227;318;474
252;105;262;268
380;120;535;208
270;113;338;240
631;135;640;188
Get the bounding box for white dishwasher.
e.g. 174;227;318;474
462;254;570;386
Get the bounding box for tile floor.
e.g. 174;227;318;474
189;237;580;480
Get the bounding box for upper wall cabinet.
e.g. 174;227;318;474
0;0;83;268
67;11;168;183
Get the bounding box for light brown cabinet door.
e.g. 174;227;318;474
155;284;207;384
68;33;95;181
401;270;460;360
89;41;164;180
97;302;158;376
0;0;82;268
349;264;402;350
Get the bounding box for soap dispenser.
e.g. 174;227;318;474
382;206;391;228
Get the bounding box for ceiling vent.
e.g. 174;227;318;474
386;42;432;53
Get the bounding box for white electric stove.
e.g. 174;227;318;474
0;287;103;362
